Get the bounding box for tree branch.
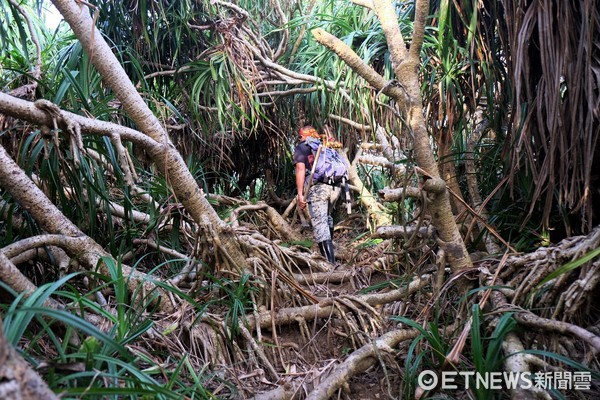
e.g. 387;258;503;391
311;28;408;107
0;93;159;149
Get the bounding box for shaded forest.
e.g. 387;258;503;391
0;0;599;399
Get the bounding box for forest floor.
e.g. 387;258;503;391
232;212;600;400
239;213;442;399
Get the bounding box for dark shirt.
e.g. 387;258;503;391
293;141;314;170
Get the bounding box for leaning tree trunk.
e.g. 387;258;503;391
313;0;471;273
0;144;177;312
50;0;247;270
378;0;471;273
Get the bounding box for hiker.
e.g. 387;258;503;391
294;125;342;264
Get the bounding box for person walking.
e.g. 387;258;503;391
294;125;341;264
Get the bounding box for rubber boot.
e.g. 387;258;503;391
318;240;335;264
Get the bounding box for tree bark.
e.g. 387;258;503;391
50;0;248;271
0;318;59;400
0;145;174;312
313;0;472;274
343;151;392;227
306;329;419;400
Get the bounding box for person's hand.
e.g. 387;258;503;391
297;194;307;209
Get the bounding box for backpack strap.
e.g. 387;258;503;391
303;142;323;198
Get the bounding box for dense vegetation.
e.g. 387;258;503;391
0;0;598;399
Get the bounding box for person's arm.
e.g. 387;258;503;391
295;162;307;209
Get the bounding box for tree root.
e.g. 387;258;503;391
246;274;430;330
489;286;552;400
0;319;59;400
305;329;419;400
513;311;600;354
508;226;600;307
0;251;63;310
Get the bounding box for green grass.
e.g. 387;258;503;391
0;262;219;399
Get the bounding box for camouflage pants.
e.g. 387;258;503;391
308;183;341;243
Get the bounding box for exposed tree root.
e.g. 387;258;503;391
245;274;430;330
0;251;63;310
513;311;600;354
489;284;551;400
1;1;598;399
305;329;419;400
0;319;59;400
506;225;600;317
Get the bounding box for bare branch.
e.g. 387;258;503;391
373;224;432;240
358;154;406;174
378;186;421;201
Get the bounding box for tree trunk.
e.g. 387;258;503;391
374;0;471;273
344;151;392;227
51;0;247;270
0;144;174;312
313;0;472;273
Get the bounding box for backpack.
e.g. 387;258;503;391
304;137;349;185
